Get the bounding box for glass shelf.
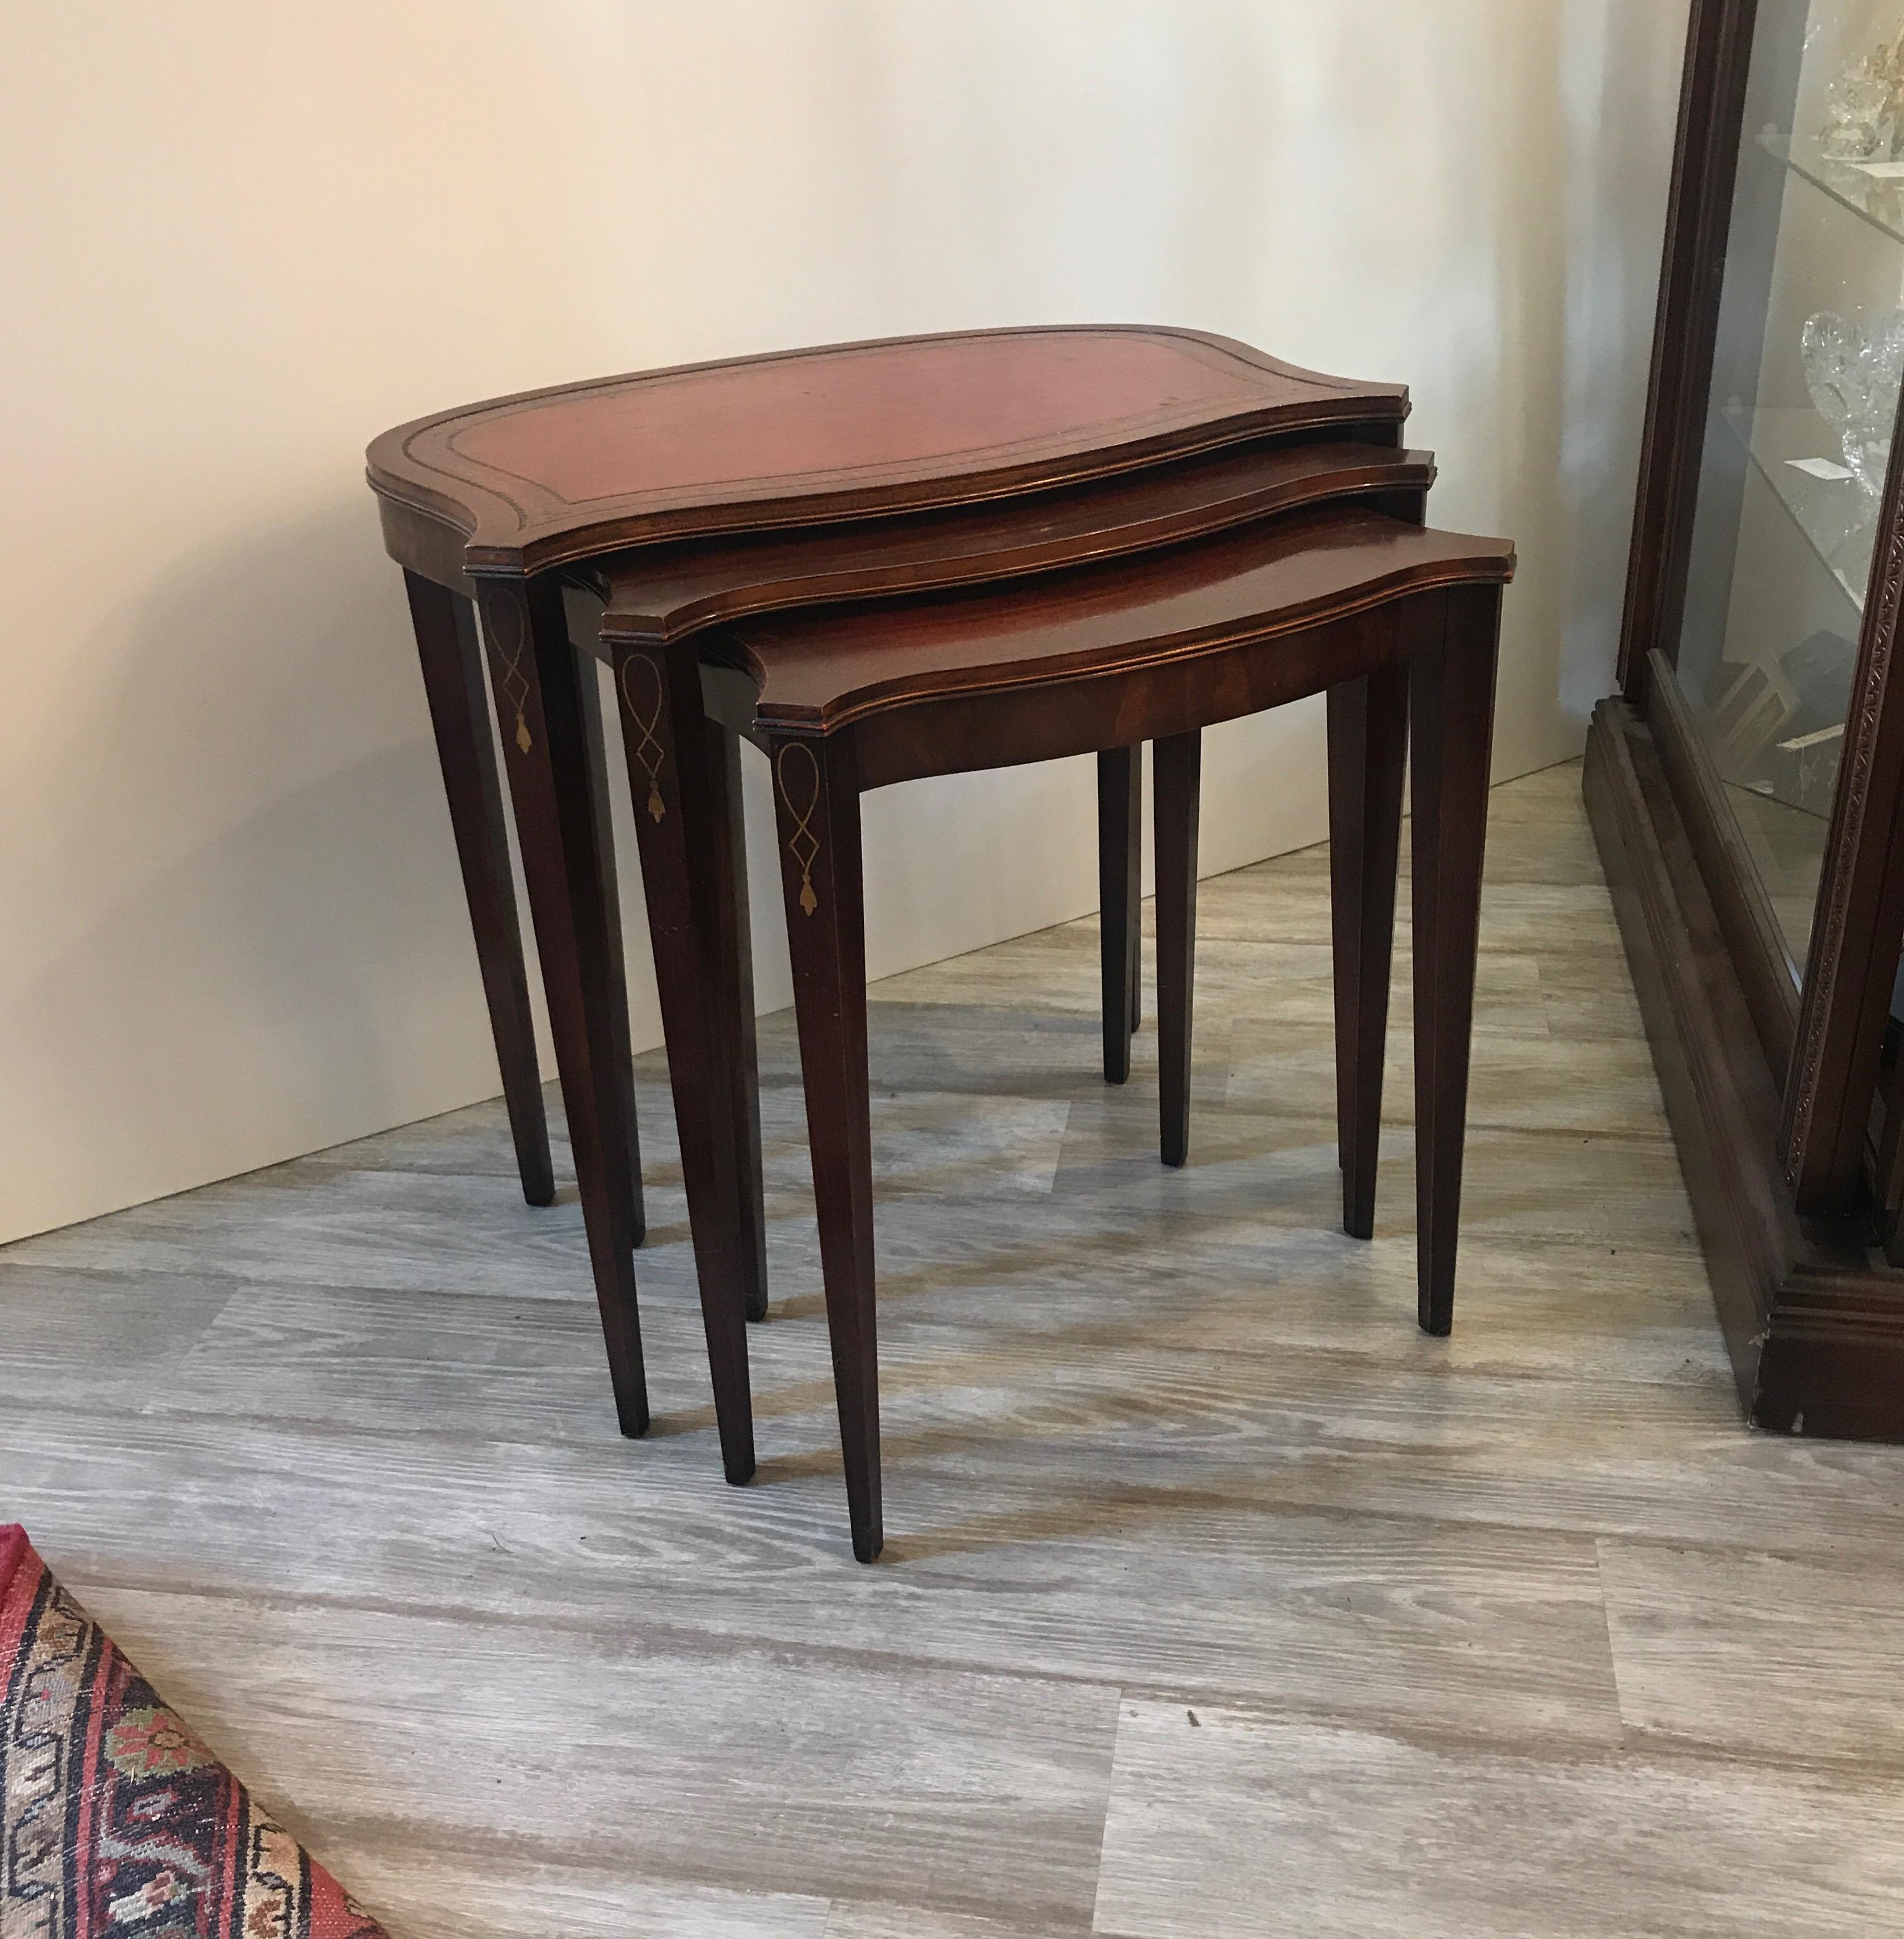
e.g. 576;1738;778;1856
1721;399;1878;612
1758;127;1904;249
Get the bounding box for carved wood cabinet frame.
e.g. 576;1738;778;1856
1616;0;1904;1216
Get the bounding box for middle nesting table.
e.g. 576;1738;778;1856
577;430;1437;1437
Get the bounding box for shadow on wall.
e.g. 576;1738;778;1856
0;480;1133;1244
1490;1;1570;764
1;499;507;1242
1555;0;1691;720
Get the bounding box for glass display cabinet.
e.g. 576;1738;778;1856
1589;0;1904;1439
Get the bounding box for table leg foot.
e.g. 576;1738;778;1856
1410;589;1502;1335
1154;730;1202;1170
1328;666;1408;1241
1097;745;1142;1084
773;732;883;1563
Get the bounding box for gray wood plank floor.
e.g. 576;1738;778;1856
7;760;1904;1936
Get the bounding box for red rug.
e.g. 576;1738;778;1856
1;1525;387;1938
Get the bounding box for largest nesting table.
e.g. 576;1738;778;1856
366;329;1505;1557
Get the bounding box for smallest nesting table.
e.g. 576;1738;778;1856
606;502;1513;1561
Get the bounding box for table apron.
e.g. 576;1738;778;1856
715;584;1473;791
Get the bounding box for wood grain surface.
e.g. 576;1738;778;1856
720;507;1511;733
7;764;1901;1937
593;442;1434;653
367;327;1408;574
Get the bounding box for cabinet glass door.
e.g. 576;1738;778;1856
1675;0;1904;971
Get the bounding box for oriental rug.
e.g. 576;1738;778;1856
0;1525;387;1939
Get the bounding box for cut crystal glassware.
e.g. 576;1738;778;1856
1822;71;1896;159
1801;307;1904;500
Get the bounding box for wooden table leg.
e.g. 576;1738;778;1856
1153;730;1203;1168
1327;665;1409;1240
478;578;649;1435
575;646;647;1243
403;570;554;1207
615;647;756;1483
1097;745;1143;1084
708;722;770;1323
772;732;881;1563
1409;588;1502;1335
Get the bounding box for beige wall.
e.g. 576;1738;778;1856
1;1;1689;1243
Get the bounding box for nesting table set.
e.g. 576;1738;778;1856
366;327;1514;1561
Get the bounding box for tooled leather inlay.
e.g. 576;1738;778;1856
446;334;1284;509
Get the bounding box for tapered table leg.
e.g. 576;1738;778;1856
1410;588;1502;1336
1327;665;1409;1240
771;732;881;1563
1097;745;1142;1084
575;646;646;1243
404;571;554;1207
708;722;769;1323
1153;730;1202;1168
615;646;756;1483
478;577;649;1435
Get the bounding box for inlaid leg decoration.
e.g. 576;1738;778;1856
404;570;553;1207
575;648;646;1242
479;579;647;1435
616;646;756;1483
1327;664;1409;1240
1410;587;1502;1336
773;733;881;1563
485;574;536;758
1097;745;1143;1084
1153;730;1203;1168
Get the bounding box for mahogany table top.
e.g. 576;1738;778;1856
367;327;1409;580
593;440;1434;651
711;506;1515;735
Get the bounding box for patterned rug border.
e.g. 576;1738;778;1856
1;1522;388;1938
